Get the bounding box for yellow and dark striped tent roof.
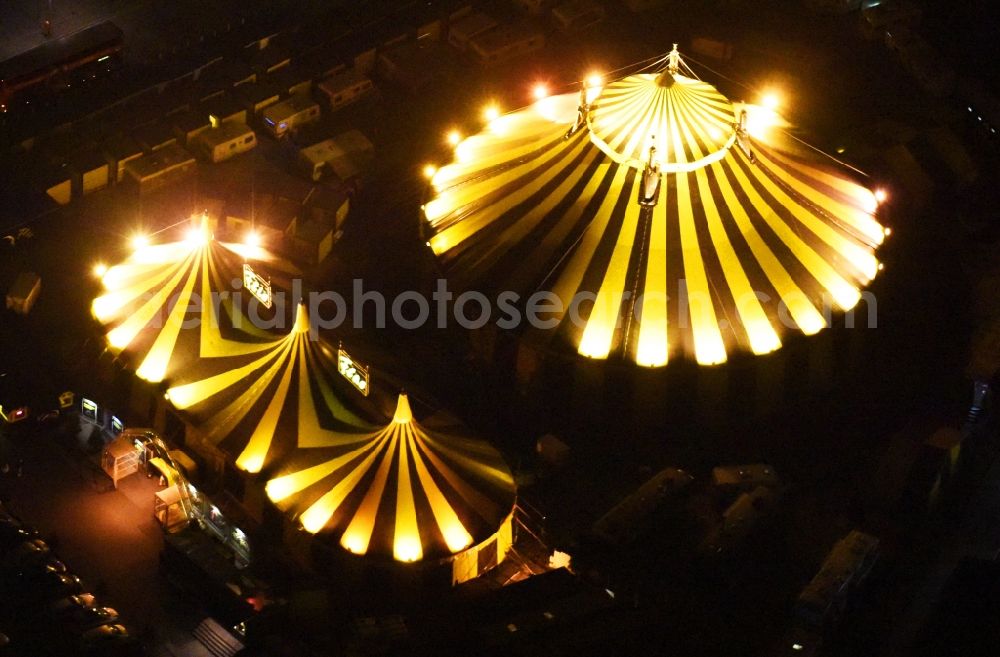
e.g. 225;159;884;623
165;303;380;474
424;60;887;367
265;392;516;563
168;305;515;562
92;218;300;383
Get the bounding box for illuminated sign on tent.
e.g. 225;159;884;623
243;264;272;309
338;347;370;396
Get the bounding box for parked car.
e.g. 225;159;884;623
16;571;83;604
63;606;120;633
50;593;97;616
27;558;68;575
0;539;51;572
0;522;39;552
80;623;128;645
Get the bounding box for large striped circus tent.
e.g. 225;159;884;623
265;392;516;580
423;47;889;367
91;214;301;384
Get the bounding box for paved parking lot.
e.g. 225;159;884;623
0;419;213;656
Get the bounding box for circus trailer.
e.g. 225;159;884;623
298;131;374;182
422;45;888;423
195;121;257;163
171;109;213;146
316;70;373;112
123;143;196;195
468;21;545;66
551;1;606;32
261;95;320;138
447;11;498;51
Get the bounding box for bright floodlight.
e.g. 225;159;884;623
130;234;149;251
761;92;780;111
422;164;437;179
93;263;107;278
532;84;549;100
483;104;500;122
744;105;778;139
446;130;461;146
245;230;262;247
874;188;888;204
185;226;209;246
586;73;603;88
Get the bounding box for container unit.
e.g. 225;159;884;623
265;65;313;98
133;121;178;153
171;110;213;146
202;95;248;128
70;148;110;196
246;43;291;76
288;218;336;266
235;81;282;118
103;134;143;183
42;165;72;205
197;57;257;93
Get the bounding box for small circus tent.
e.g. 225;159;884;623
91;216;301;384
423;47;888;367
265;392;516;581
165;303;380;474
167;304;516;581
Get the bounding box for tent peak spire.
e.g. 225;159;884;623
293;300;310;333
667;43;680;74
655;44;681;87
392;393;413;424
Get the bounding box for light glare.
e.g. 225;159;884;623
532;84;549;101
93;263;108;278
130;234;149;251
